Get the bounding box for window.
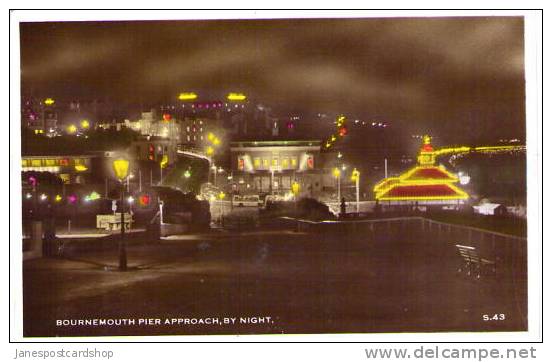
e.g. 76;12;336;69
282;158;289;168
272;158;279;167
290;157;297;168
263;158;269;168
254;157;261;169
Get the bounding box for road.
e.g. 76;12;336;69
22;228;527;337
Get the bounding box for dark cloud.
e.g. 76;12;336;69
20;17;525;142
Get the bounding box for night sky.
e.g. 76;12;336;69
20;16;526;143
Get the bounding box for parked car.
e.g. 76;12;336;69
233;195;262;207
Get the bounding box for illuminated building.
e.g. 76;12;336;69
21;155;94;184
373;135;469;205
230;140;322;195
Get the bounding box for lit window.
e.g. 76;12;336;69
263;159;269;168
254;158;261;168
272;158;279;167
282;158;289;168
290;158;297;168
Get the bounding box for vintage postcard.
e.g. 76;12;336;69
11;10;541;341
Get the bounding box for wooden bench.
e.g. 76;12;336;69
455;244;496;279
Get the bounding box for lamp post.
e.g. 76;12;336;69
218;191;225;224
351;168;360;213
112;158;130;271
333;167;341;202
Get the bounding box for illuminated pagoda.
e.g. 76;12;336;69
373;135;469;205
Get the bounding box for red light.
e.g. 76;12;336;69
163;114;172;121
339;126;347;137
138;194;151;206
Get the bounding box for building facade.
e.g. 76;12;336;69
229;140;325;196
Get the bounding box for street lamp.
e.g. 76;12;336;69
351;168;360;213
112;158;130;271
333;167;341;202
218;191;225;224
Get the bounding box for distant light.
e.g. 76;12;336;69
44;98;55;106
40;193;48;201
178;92;198;101
74;164;88;172
67;124;77;134
55;194;62;202
183;170;191;178
25;192;32;199
127;196;135;204
84;191;101;202
459;174;471;185
227;93;247;101
138;194;151;206
163;114;172;122
80;119;90;129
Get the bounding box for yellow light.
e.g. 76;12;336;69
423;135;431;145
332;167;341;178
178;92;198;101
212;137;221;146
207;132;215;141
331;135;337;142
206;146;214;156
74;164;88;172
218;191;226;200
160;155;169;169
227;93;247;101
291;181;300;195
112;158;130;180
67;124;77;134
351;168;360;182
55;194;62;202
80;119;90;129
44;98;55;106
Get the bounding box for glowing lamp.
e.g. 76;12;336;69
44;98;55;106
127;196;135;204
80;120;90;129
138;194;151;206
67;124;77;134
218;191;226;200
25;192;32;199
206;146;214;156
163;114;172;122
351;168;360;182
212;137;221;146
74;164;88;172
183;170;191;178
207;132;215;141
227;93;247;101
84;191;101;202
332;167;341;178
67;195;77;204
338;126;347;137
112;158;130;181
55;194;62;202
178;92;198;101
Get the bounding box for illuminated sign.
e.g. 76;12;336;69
178;92;198;101
227;93;247;101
